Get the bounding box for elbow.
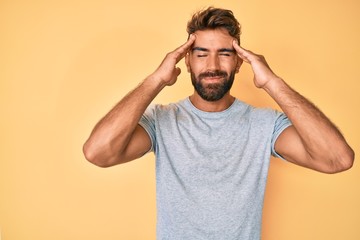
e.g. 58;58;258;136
82;141;116;168
338;147;355;172
82;142;104;167
325;147;355;174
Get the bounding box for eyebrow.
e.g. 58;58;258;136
192;47;209;52
191;47;235;53
218;48;236;53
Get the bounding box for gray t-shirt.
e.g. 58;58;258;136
139;98;291;240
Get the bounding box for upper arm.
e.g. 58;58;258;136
274;125;326;172
119;124;152;164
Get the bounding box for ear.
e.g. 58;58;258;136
235;56;243;73
185;52;191;73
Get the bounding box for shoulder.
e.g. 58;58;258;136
149;99;184;113
143;98;187;120
234;99;280;120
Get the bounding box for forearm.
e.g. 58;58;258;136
264;77;354;168
83;75;164;165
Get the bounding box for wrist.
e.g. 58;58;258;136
262;76;286;96
144;73;168;91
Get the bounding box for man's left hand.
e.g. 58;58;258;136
232;40;279;89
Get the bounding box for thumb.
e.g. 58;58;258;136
175;67;181;76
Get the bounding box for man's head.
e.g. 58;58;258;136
185;7;242;102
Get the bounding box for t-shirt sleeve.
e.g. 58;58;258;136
138;105;157;153
271;112;292;160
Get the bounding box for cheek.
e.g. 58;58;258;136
220;58;238;71
187;57;203;73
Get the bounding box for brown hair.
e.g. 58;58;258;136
187;7;241;43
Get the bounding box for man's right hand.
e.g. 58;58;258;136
150;34;196;87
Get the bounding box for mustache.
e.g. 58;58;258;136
198;70;228;80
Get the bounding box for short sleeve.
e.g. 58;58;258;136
138;105;157;153
271;112;292;159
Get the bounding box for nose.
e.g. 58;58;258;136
206;54;220;71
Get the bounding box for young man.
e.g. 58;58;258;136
83;7;354;239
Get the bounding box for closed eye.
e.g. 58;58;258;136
219;48;235;57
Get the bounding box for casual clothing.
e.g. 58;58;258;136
139;97;291;240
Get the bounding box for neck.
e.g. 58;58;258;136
189;92;235;112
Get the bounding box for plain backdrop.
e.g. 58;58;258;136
1;0;359;239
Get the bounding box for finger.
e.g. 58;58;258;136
232;40;253;63
175;67;181;77
173;34;196;63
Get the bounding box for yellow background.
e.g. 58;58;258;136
1;0;359;239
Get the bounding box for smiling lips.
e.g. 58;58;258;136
198;70;227;82
202;76;224;83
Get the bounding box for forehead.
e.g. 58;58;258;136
193;28;234;49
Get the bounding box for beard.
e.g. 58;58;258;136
191;70;235;101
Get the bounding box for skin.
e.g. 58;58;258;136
83;28;354;173
186;28;241;111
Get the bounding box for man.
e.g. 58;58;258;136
83;7;354;239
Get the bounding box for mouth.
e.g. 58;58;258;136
201;76;224;82
199;71;227;82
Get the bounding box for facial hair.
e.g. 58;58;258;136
191;70;235;101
